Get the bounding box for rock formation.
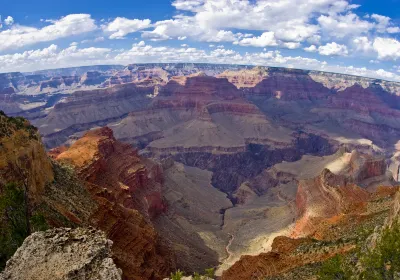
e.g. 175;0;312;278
0;112;54;196
53;127;175;279
217;66;268;88
0;227;122;280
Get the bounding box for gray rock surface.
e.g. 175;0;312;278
0;227;122;280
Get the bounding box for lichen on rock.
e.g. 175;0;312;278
0;227;122;280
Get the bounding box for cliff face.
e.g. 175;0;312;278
0;114;174;280
0;227;122;280
217;67;268;88
293;169;370;237
53;127;174;279
55;127;165;217
0;112;54;197
34;82;154;148
158;73;241;100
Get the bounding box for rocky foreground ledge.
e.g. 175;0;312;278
0;227;122;280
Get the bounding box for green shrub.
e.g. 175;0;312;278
205;267;215;278
193;272;201;280
0;183;29;270
171;269;184;280
0;183;48;270
318;255;348;280
359;221;400;279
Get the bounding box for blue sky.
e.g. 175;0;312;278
1;0;400;81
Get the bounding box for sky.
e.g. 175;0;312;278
1;0;400;81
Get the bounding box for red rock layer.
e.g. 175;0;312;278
292;169;370;237
326;85;400;117
221;236;354;280
159;73;241;100
55;127;174;279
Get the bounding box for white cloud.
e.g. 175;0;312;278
0;44;111;72
172;0;204;11
181;44;189;47
142;16;239;42
304;45;317;52
4;16;14;25
387;27;400;34
144;0;364;44
235;32;278;47
371;14;390;32
282;42;301;49
104;17;151;39
376;68;398;79
353;36;373;52
1;41;400;82
81;36;105;44
373;37;400;60
318;42;348;56
0;14;97;52
318;13;373;38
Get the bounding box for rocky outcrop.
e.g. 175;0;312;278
38;76;81;91
81;71;109;86
0;112;54;196
56;127;165;217
0;227;122;280
54;127;174;279
293;169;370;237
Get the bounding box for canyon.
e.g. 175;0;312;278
1;63;400;279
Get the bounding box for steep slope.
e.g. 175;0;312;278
0;114;175;279
53;127;175;279
0;112;54;196
34;82;155;148
221;151;396;280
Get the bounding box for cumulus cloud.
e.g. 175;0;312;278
373;37;400;60
1;41;400;82
235;32;278;47
0;44;111;72
0;14;97;52
4;16;14;25
145;0;364;44
282;42;301;49
304;45;317;52
318;13;373;38
387;27;400;34
104;17;151;39
142;16;239;42
353;36;373;53
318;42;348;56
